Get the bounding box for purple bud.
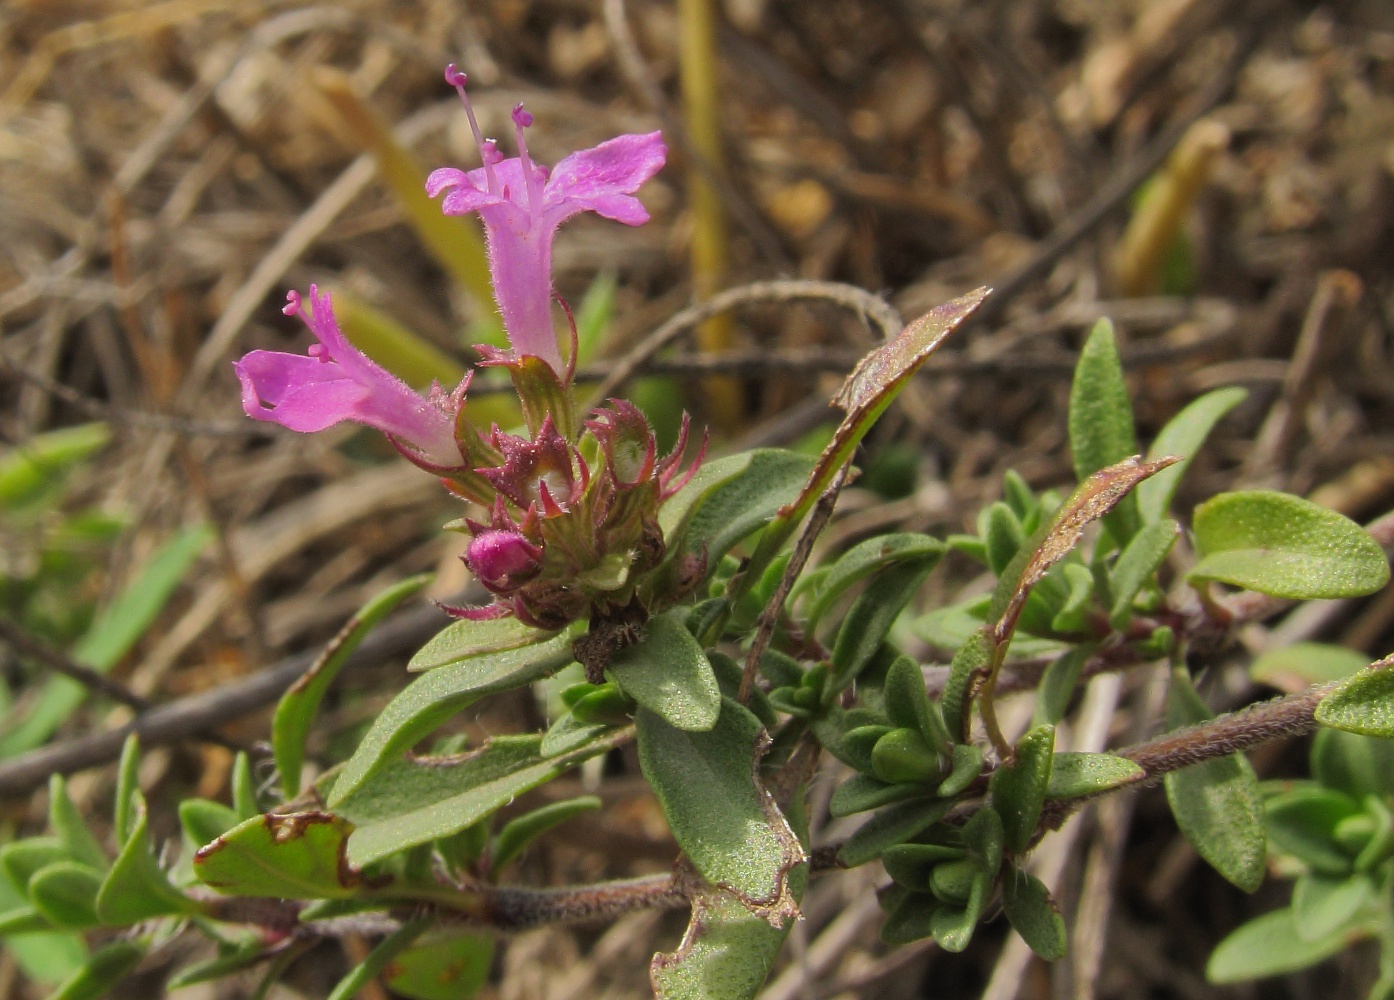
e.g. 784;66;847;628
465;530;543;592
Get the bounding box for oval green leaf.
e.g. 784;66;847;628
1163;672;1265;891
1315;657;1394;738
328;629;579;807
609;610;720;732
194;812;361;900
637;699;803;909
1189;491;1389;599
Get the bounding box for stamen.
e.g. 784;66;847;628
444;63;498;195
512;103;542;213
282;289;303;317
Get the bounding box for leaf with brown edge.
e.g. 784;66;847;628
194;812;369;900
989;455;1177;644
737;289;989;595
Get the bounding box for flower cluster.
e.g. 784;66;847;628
235;65;697;630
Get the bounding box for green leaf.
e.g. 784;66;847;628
326;919;430;1000
829;558;938;694
1108;519;1178;629
539;712;611;758
1163;672;1265;891
1291;873;1374;942
871;728;942;785
1311;728;1394;799
804;533;944;632
274;575;430;797
574;270;617;364
180;801;241;853
385;929;495;1000
47;776;105;872
883;656;951;754
232;751;258;821
651;792;810;1000
938;743;984;798
1316;658;1394;738
0;423;109;511
1034;646;1091;727
0;907;53;935
335;732;615;868
1001;867;1067;960
879;891;937;945
489;796;602;873
837;799;954;868
829;775;928;818
194;812;361;899
1207;907;1359;983
1003;470;1038;522
637;699;803;909
1045;752;1144;799
609;610;720;731
941;630;993;743
95;808;200;923
1251;642;1370;692
1137;386;1248;523
650;884;804;1000
664;450;815;572
882;843;967;888
0;524;212;757
46;939;144;1000
113;734;140;846
990;725;1055;854
1;838;70;891
0;868;85;985
407;616;554;672
1050;563;1096;634
930;871;987;952
166;938;268;990
28;863;102;929
984;502;1026;576
1265;786;1362;876
1068;319;1140;542
328;628;579;806
1189;491;1389;599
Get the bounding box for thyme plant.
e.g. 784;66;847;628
5;67;1394;1000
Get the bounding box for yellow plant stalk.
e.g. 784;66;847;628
1113;119;1230;297
678;0;744;427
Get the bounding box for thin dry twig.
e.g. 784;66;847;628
0;615;152;713
587;279;903;407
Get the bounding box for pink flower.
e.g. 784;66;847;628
235;287;465;468
426;65;666;374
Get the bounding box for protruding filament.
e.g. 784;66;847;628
512;103;542;214
444;63;498;195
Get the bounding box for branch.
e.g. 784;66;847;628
0;615;153;712
1119;682;1335;781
